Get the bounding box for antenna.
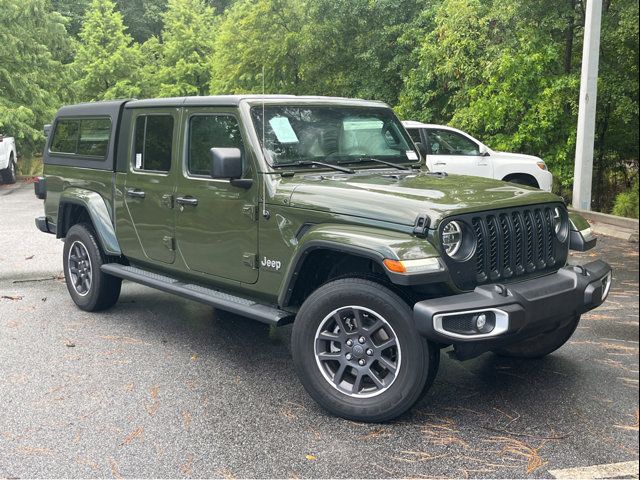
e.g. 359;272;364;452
261;66;269;219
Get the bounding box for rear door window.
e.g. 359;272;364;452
133;115;174;172
51;117;111;157
77;118;111;156
407;128;422;143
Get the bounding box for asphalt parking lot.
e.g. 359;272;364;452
1;181;638;478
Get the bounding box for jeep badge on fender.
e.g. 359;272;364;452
261;256;282;271
35;95;612;422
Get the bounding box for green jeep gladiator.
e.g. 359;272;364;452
34;95;611;422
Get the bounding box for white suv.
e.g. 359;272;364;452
0;133;17;184
403;121;553;191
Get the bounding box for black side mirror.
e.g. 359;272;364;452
209;147;253;189
415;142;427;157
44;124;52;137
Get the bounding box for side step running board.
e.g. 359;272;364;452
101;264;294;326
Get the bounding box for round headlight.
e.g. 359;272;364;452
553;207;569;241
442;221;463;257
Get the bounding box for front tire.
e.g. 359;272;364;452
493;315;581;358
291;278;439;422
63;224;122;312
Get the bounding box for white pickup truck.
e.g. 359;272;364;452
403;121;553;191
0;133;17;184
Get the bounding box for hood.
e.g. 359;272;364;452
282;170;560;227
490;150;542;163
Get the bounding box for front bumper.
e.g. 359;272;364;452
414;260;612;359
538;169;553;192
35;216;56;234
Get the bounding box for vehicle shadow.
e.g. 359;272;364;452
108;286;586;431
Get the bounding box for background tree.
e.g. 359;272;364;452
0;0;74;156
51;0;91;37
72;0;142;101
210;0;307;94
116;0;168;43
299;0;426;105
1;0;637;215
154;0;216;97
397;0;639;211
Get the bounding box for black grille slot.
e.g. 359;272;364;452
442;204;569;290
544;208;555;263
486;216;499;275
472;218;486;282
511;211;524;274
524;211;534;267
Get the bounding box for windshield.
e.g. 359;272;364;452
250;105;419;167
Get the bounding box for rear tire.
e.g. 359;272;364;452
63;223;121;312
493;315;580;359
291;277;439;422
1;156;17;184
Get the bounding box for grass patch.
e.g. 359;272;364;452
17;155;43;177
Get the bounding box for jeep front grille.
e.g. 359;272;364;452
439;204;569;290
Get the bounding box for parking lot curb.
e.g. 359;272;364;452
570;207;639;243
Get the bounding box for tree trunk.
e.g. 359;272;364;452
594;100;611;211
564;0;576;74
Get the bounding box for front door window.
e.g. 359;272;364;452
188;115;243;176
427;129;479;156
175;111;258;284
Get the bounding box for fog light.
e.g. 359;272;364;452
474;311;495;334
434;309;508;338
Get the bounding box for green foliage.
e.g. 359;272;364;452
155;0;216;96
17;155;44;177
612;181;639;219
397;0;582;185
397;0;639;210
51;0;91;37
72;0;142;101
592;0;639;208
299;0;427;104
210;0;307;94
1;0;638;212
116;0;167;42
0;0;74;156
210;0;426;103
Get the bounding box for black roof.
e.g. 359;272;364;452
125;95;388;108
55;99;129;118
54;96;389;117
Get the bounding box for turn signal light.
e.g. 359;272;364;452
383;259;406;273
383;258;442;274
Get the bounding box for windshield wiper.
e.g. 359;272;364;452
272;160;355;174
337;157;412;171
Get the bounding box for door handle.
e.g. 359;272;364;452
176;196;198;207
126;188;146;198
433;162;447;166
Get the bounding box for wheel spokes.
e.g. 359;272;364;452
377;356;398;373
68;241;92;295
332;363;347;386
315;306;401;398
377;337;397;351
367;369;385;389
